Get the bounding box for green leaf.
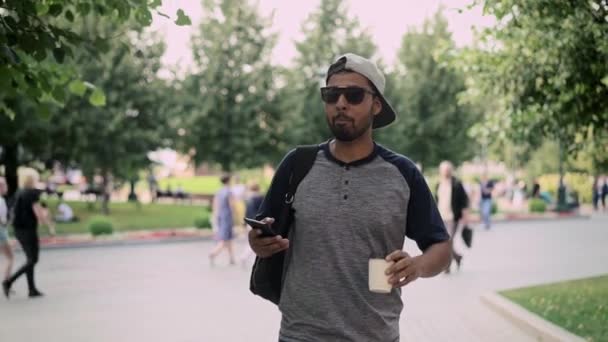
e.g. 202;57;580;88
149;0;162;8
175;9;192;26
37;103;51;119
136;9;153;26
0;103;16;120
52;86;66;103
65;10;75;22
68;80;87;96
49;4;63;17
601;75;608;87
36;3;50;15
94;39;111;53
95;4;107;15
0;45;20;64
89;88;107;107
77;3;91;16
53;47;66;63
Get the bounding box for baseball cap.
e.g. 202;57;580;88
325;53;396;129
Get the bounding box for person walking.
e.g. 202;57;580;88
435;161;470;273
248;53;451;341
0;177;14;285
208;174;236;266
3;172;56;299
239;183;265;267
479;173;494;229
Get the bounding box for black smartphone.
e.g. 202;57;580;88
244;217;277;237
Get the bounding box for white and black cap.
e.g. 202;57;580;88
326;53;396;129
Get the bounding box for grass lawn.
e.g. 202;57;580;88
501;275;608;341
156;176;222;194
43;200;210;236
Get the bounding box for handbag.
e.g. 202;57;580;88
461;224;473;248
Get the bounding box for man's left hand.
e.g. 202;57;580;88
385;250;424;288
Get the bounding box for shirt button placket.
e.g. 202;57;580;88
343;164;350;200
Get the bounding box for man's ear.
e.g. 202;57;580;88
373;97;382;116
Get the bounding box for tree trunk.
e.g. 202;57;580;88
557;140;567;212
128;178;138;202
3;143;19;200
101;171;110;215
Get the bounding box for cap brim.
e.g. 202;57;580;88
372;95;396;129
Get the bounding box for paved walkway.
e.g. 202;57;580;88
0;215;606;341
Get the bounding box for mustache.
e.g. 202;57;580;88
333;113;353;123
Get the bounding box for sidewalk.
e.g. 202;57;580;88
1;216;605;341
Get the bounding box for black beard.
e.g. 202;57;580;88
327;112;373;142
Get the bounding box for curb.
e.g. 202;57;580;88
40;235;213;250
481;292;586;342
477;213;590;225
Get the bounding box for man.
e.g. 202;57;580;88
479;173;494;229
435;161;470;273
248;53;451;341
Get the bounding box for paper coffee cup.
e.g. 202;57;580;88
368;259;394;293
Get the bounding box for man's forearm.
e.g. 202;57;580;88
418;240;451;277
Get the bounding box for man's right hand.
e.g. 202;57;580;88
248;217;289;258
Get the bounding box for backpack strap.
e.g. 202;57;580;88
275;144;319;237
284;145;320;205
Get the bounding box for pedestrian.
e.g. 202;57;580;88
601;176;608;211
479;173;494;229
208;174;236;266
248;53;451;341
239;183;265;267
3;172;56;299
435;161;470;273
592;176;601;211
0;177;14;285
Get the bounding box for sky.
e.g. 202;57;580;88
150;0;495;73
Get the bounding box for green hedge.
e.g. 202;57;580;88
537;173;593;204
194;210;211;229
529;198;547;213
88;216;114;236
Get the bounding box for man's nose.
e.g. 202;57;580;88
335;93;348;110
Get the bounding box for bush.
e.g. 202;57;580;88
537;173;593;204
529;198;547;213
194;210;211;229
88;216;114;236
491;201;498;215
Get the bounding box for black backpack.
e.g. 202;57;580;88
249;145;319;305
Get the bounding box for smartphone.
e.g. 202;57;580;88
244;217;277;237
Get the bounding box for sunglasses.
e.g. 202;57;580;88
320;86;375;105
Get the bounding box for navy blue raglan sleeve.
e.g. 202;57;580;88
404;168;450;251
255;149;297;221
378;146;450;252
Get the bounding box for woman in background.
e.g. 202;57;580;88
3;172;55;299
208;174;236;266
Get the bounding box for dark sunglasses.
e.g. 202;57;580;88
320;86;375;105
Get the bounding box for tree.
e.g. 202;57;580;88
0;0;190;118
461;0;608;151
43;17;174;214
178;0;281;171
281;0;377;146
0;0;190;198
461;0;608;209
378;11;479;169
